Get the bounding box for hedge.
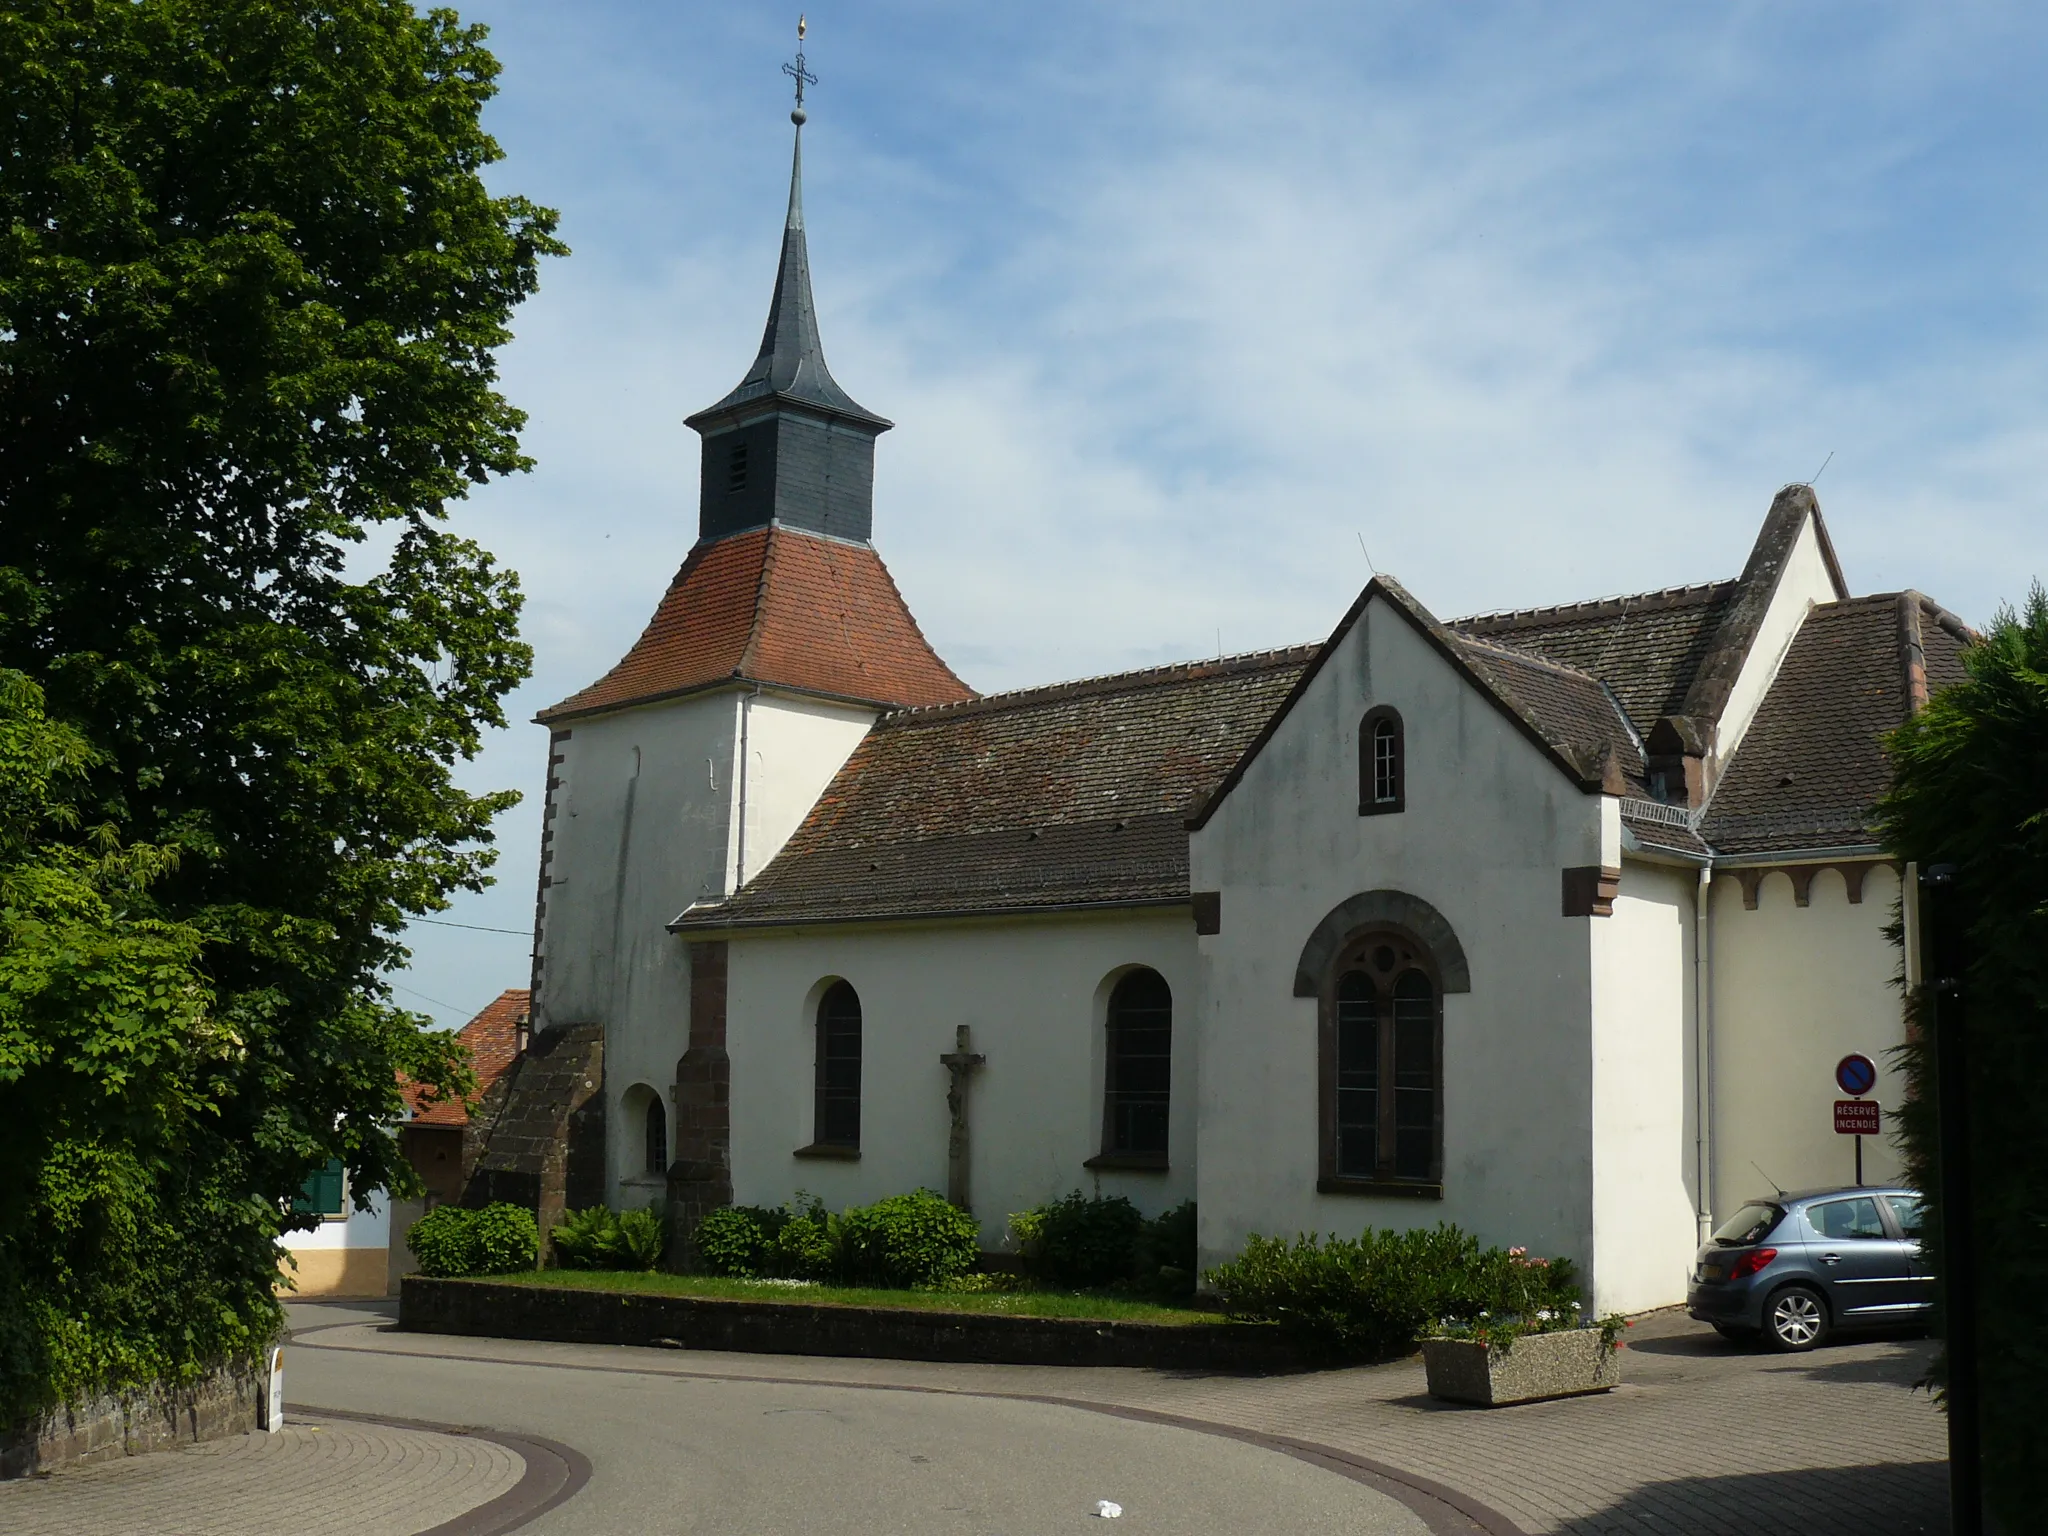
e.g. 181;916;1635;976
1876;583;2048;1531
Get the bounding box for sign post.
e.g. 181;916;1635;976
1834;1053;1879;1186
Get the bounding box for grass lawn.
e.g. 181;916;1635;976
488;1269;1229;1326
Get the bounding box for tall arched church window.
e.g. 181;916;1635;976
1320;931;1442;1190
1103;969;1172;1159
1359;706;1404;815
815;981;862;1149
644;1095;668;1175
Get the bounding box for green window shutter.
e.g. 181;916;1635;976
293;1159;346;1217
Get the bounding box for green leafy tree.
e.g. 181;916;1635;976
0;0;559;1415
1877;585;2048;1529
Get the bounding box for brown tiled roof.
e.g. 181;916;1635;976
537;527;971;723
1452;635;1647;793
672;650;1314;929
406;989;529;1127
1452;581;1737;739
1700;593;1971;855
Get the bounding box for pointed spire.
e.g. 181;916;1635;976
687;22;888;432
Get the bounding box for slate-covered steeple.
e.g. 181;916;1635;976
685;108;889;545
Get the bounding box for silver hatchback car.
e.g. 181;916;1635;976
1686;1186;1931;1351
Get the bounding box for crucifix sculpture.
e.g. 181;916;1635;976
939;1025;986;1210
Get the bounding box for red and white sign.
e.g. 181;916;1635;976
1834;1099;1881;1135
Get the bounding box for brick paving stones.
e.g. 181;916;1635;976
0;1413;524;1536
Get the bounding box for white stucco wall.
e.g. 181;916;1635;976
1188;595;1615;1294
539;684;881;1206
1709;512;1842;780
731;692;878;890
1591;860;1700;1313
278;1188;390;1252
1709;861;1907;1208
724;910;1199;1244
536;693;738;1201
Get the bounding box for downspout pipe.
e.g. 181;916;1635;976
733;685;761;889
1694;865;1715;1244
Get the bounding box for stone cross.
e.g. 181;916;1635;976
939;1025;986;1210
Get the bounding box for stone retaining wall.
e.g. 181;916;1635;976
401;1276;1307;1372
1;1353;271;1479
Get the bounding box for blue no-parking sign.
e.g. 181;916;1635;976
1837;1053;1878;1097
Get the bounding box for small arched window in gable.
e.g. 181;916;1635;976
814;981;863;1149
644;1094;668;1175
1359;706;1405;815
1102;969;1172;1160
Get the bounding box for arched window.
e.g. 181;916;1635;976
1102;969;1172;1160
814;981;862;1149
644;1095;668;1175
1321;931;1441;1189
1359;706;1404;815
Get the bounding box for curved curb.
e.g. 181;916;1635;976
298;1333;1522;1536
302;1407;590;1536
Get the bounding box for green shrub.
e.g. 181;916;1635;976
1207;1223;1580;1358
549;1207;619;1270
1012;1191;1144;1289
694;1205;784;1277
550;1205;666;1272
613;1208;665;1271
770;1197;836;1280
407;1203;538;1278
835;1190;979;1287
1137;1200;1198;1297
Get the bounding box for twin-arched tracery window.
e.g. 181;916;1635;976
1322;930;1441;1187
814;980;863;1149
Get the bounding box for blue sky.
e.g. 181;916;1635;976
390;0;2048;1028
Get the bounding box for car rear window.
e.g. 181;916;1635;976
1712;1202;1782;1246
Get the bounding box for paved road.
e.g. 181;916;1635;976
291;1300;1947;1536
290;1303;1434;1535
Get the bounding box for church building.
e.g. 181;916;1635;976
527;106;1971;1314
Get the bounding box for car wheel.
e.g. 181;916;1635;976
1764;1285;1830;1352
1712;1324;1756;1345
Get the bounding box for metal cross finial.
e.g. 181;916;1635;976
783;16;817;125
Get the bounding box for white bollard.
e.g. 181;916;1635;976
266;1346;285;1432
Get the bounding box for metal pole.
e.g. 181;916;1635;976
1921;864;1980;1536
1854;1133;1863;1188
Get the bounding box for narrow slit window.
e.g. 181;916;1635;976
644;1095;668;1175
727;441;750;493
815;981;862;1148
1359;707;1405;814
1334;970;1378;1176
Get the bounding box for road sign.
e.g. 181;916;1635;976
1836;1053;1878;1096
1835;1099;1881;1135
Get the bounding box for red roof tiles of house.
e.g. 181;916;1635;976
536;526;972;723
406;988;529;1127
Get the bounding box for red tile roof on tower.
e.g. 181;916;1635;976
405;988;529;1127
536;526;972;723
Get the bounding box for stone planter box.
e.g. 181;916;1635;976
1421;1327;1621;1407
2;1348;275;1479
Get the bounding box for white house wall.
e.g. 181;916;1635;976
1709;862;1906;1208
1591;860;1700;1313
1189;597;1613;1296
724;910;1198;1244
